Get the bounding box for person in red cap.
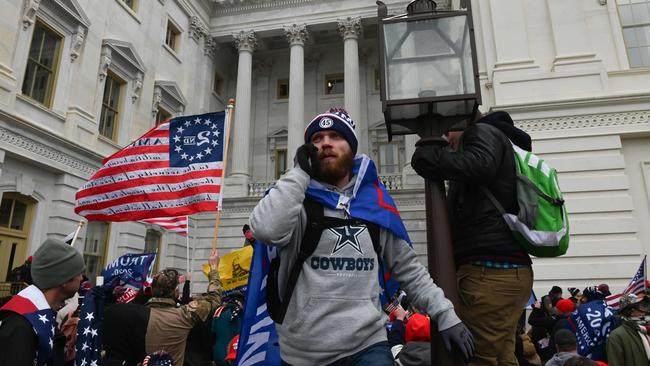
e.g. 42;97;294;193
387;306;433;366
551;299;576;343
224;334;239;366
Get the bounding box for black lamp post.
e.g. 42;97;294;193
376;1;481;364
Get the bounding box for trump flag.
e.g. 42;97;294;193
75;111;229;221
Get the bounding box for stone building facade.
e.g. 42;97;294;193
0;0;649;296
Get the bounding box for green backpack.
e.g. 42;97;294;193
482;142;570;257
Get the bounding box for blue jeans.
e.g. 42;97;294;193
281;341;393;366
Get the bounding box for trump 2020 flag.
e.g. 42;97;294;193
75;111;229;221
101;252;156;289
569;299;616;360
236;241;281;366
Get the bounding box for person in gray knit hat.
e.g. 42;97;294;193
0;238;85;366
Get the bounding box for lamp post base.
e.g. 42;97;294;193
419;137;465;366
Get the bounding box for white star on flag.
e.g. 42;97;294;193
85;312;94;322
90;328;98;337
82;342;89;351
211;140;218;146
91;360;98;366
184;120;191;127
177;126;185;133
49;337;53;348
38;314;49;323
180;152;188;159
80;358;87;366
204;118;212;125
173;135;181;143
196;152;204;159
174;146;182;153
204;147;212;154
194;117;201;124
83;326;91;336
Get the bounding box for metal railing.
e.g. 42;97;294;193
248;174;403;196
0;282;28;298
248;181;275;197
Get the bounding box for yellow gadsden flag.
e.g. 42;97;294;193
203;245;253;293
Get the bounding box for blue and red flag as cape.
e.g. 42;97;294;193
0;285;57;366
237;155;408;365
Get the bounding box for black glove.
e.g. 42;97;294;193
440;322;475;362
410;144;443;179
294;142;319;178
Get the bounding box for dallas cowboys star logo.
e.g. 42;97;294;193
329;226;366;255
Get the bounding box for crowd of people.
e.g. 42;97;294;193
519;284;649;366
0;107;648;366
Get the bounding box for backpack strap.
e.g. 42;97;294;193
269;197;325;324
268;198;389;324
481;186;506;215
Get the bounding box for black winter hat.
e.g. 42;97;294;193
477;111;532;152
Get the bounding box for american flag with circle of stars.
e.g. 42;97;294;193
75;111;229;221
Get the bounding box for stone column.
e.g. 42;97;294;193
338;17;362;141
546;0;601;71
284;24;309;162
227;30;257;197
488;0;536;69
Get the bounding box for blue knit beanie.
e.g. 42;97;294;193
304;107;358;154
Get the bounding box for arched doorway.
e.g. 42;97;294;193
0;192;36;282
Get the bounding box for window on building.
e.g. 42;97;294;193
165;20;180;52
155;107;171;125
21;20;63;107
99;72;124;140
121;0;137;11
144;229;162;273
325;74;345;95
277;79;289;99
83;222;110;283
213;72;224;96
0;196;28;231
275;149;288;179
618;0;650;67
378;143;400;174
374;68;381;91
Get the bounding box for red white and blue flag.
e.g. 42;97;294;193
606;256;646;309
74;111;229;222
141;216;188;235
0;285;57;366
75;286;107;366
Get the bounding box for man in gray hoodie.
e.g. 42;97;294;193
546;329;579;366
250;107;474;366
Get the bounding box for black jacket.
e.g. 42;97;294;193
411;118;531;265
0;311;66;366
102;303;150;366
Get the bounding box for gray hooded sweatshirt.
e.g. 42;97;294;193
250;166;461;365
545;352;577;366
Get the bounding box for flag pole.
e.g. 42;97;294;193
186;215;191;274
70;220;85;246
643;254;648;294
211;98;235;252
